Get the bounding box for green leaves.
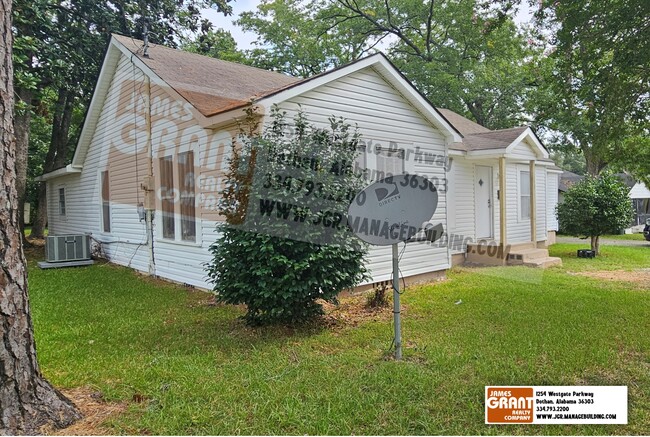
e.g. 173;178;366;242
206;110;369;326
556;172;635;242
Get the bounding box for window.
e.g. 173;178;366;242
160;156;175;239
178;151;196;242
101;171;111;232
58;187;66;215
376;147;405;177
520;170;531;220
159;152;197;242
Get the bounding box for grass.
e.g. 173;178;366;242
27;246;650;435
601;233;646;241
550;243;650;272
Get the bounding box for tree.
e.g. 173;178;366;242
531;0;650;175
182;28;247;63
614;135;650;188
236;0;378;77
331;0;539;129
0;1;81;432
206;108;369;325
556;173;634;255
16;0;234;238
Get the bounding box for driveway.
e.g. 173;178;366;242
556;236;650;247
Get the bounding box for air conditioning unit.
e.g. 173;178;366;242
45;235;91;262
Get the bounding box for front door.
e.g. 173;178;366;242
475;165;493;239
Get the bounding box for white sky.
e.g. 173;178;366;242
201;1;535;51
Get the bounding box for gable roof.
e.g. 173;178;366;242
113;34;301;117
630;182;650;199
457;126;529;151
436;108;490;136
438;109;549;159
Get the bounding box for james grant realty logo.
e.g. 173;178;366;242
485;387;534;424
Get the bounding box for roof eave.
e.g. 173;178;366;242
36;164;82;182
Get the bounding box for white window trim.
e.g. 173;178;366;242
156;144;201;245
361;139;415;181
519;168;531;222
98;169;111;234
57;184;67;218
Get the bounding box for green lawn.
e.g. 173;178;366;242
550;243;650;272
601;233;646;241
28;246;650;435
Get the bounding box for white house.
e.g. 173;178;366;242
39;34;561;290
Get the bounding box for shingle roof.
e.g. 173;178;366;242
436;108;490;136
113;34;301;117
451;126;528;151
559;170;584;192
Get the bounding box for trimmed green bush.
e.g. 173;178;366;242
206;108;369;325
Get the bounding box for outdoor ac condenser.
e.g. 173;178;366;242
45;235;91;262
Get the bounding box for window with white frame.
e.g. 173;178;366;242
376;147;405;177
58;187;66;215
101;171;111;232
159;152;197;242
520;170;531;220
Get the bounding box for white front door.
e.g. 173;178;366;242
475;165;493;239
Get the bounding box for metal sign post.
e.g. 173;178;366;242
392;242;402;360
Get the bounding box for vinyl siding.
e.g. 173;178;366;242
274;66;450;283
506;163;531;243
48;53;235;288
535;166;547;240
47;58;453;288
546;171;559;231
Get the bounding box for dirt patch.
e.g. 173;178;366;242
45;387;128;436
320;293;400;329
576;269;650;287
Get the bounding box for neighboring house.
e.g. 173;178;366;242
39;34;561;290
558;170;584;204
629;182;650;228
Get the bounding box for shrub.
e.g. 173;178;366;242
206;107;369;325
556;172;634;254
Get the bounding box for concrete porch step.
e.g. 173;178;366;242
507;248;549;264
523;256;563;268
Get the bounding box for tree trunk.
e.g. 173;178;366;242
583;148;605;176
30;183;48;238
14;86;32;237
0;4;81;434
30;87;75;239
590;235;600;255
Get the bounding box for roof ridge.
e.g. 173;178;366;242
111;33;298;80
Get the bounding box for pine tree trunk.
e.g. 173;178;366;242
0;3;81;433
15;86;32;236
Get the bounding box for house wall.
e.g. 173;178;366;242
505;162;531;244
446;157;501;254
536;166;547;241
47;53;235;288
273;66;451;283
48;57;453;288
546;171;559;232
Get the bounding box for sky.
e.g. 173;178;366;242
201;1;535;51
